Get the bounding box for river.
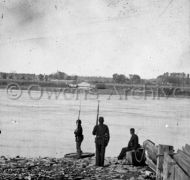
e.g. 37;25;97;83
0;89;189;157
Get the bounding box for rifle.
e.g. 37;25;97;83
96;100;100;125
78;100;81;120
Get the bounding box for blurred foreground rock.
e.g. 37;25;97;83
0;156;155;180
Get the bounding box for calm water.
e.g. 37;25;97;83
0;89;190;157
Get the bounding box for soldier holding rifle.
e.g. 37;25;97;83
92;101;110;167
74;101;84;158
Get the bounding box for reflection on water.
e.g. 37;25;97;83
0;89;190;157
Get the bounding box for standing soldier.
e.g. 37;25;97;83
74;119;84;158
92;117;110;167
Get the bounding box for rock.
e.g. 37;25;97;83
137;175;144;180
114;168;127;173
130;177;136;180
145;170;153;176
111;174;120;178
96;167;103;171
73;176;83;180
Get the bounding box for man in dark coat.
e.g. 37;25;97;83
92;117;110;166
74;119;84;158
118;128;139;160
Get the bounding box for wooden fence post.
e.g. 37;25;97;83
156;145;174;180
163;152;176;180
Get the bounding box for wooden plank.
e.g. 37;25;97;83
175;150;190;166
174;150;190;177
177;150;190;164
146;156;156;172
143;139;157;164
163;153;176;180
143;140;157;172
163;153;190;180
64;152;95;159
157;145;174;171
182;144;190;157
174;164;190;180
185;144;190;151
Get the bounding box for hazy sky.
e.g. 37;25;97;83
0;0;190;78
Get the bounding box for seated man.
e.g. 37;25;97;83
118;128;139;160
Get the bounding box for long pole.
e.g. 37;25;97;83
78;100;81;120
96;100;100;125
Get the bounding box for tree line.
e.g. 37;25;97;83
1;71;189;86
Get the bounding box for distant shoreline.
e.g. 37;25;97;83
1;79;190;98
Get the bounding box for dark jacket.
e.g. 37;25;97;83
92;124;110;146
74;125;83;142
128;134;139;150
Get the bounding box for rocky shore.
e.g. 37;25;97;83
0;156;156;180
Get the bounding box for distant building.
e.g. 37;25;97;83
69;84;78;88
170;73;186;78
49;79;74;84
77;82;93;90
2;73;37;81
77;76;112;83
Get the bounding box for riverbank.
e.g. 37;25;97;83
1;81;190;98
0;156;155;180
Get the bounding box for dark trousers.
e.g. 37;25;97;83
118;147;133;160
76;141;82;158
95;142;106;166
